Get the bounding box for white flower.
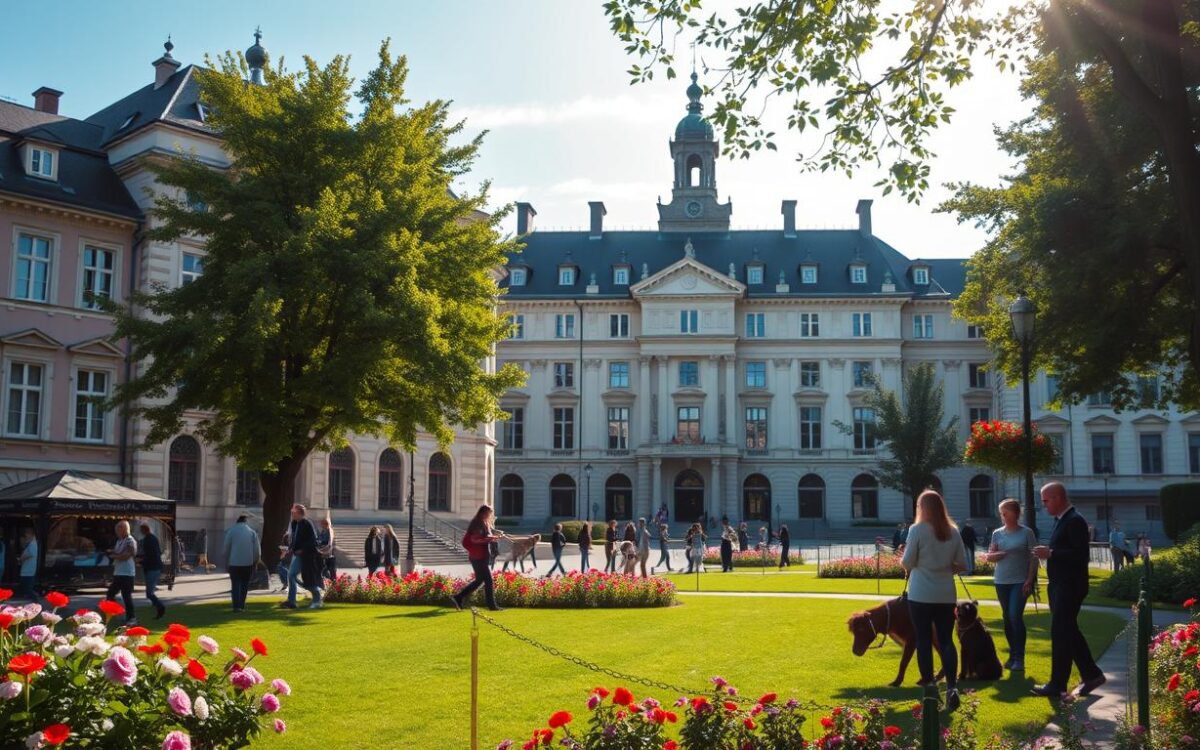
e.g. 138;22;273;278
40;612;62;626
22;603;42;618
198;635;219;655
157;657;183;676
101;720;113;731
74;635;110;656
25;732;43;749
73;611;102;625
194;695;210;721
75;622;106;638
0;681;23;700
54;645;74;660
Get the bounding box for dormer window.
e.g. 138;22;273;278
558;267;576;286
913;266;929;285
28;147;56;180
850;264;867;284
613;266;630;286
800;264;818;284
510;268;527;286
195;103;209;123
747;264;764;285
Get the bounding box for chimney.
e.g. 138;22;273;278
152;38;181;90
856;199;873;237
32;87;63;115
588;201;606;240
781;199;797;239
516;202;537;235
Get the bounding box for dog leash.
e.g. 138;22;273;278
956;572;977;602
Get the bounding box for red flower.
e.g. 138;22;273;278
723;701;738;712
1168;673;1182;691
593;686;610;698
0;613;12;630
8;653;48;677
98;599;125;617
690;696;709;712
538;728;553;746
42;725;70;745
168;644;187;660
664;742;679;750
251;638;268;656
164;623;191;646
1186;646;1199;658
45;592;69;609
0;588;12;602
832;707;843;717
548;711;571;729
138;644;164;655
758;692;777;705
186;659;208;680
885;726;902;737
743;718;756;730
1185;689;1200;703
1185;598;1198;609
126;626;150;637
664;711;678;723
820;717;834;729
613;687;634;706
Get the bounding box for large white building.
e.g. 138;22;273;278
493;74;1188;540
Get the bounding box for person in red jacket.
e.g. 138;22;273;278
452;505;504;611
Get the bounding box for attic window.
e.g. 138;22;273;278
558;267;576;286
800;264;818;284
746;264;764;285
850;264;867;284
613;266;630;286
119;112;139;131
510;268;527;286
913;267;929;285
28;147;56;180
195;103;208;123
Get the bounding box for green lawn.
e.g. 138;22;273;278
173;595;1125;749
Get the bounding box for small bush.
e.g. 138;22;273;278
818;555;994;579
701;547;805;566
556;521;608;543
1161;483;1200;541
1099;527;1200;604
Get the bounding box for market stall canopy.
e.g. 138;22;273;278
0;471;174;516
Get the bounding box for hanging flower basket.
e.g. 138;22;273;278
964;420;1057;475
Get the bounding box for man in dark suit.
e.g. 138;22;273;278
1031;482;1105;698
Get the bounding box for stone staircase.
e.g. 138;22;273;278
331;522;467;569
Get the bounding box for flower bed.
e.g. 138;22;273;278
0;588;289;749
818;554;995;579
1138;598;1200;747
324;569;677;608
964;419;1057;475
700;547;805;567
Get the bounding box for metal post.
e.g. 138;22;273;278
1021;342;1038;537
471;609;480;750
921;684;940;748
1136;576;1151;734
402;450;416;575
1103;473;1111;538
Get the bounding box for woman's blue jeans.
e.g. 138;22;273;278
994;582;1029;661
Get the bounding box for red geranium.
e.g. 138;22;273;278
138;644;164;655
820;717;835;729
186;659;208;681
885;726;902;737
1168;673;1182;691
664;742;678;750
1184;689;1200;703
758;692;777;705
45;591;69;609
125;626;150;637
0;588;11;602
592;686;610;698
723;701;738;712
743;718;756;730
42;724;70;745
164;623;190;646
8;653;48;677
612;687;634;706
1184;598;1197;609
0;613;13;630
548;711;572;729
168;644;188;660
97;599;125;617
251;638;268;656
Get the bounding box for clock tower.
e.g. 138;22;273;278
657;73;733;233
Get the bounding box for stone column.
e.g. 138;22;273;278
827;358;847;451
773;358;794;451
584;359;603;450
638;356;652;447
723;355;737;447
724;458;739;521
657;356;671;442
529;359;549;450
710;459;721;523
651;458;662;515
705;355;721;442
636;459;651;521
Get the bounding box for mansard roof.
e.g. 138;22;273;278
85;65;212;146
501;229;968;300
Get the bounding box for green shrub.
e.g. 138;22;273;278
1161;483;1200;541
493;518;519;528
1098;524;1200;604
555;520;608;543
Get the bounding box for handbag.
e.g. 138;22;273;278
248;562;271;592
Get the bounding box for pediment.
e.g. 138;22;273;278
630;257;745;298
1180;413;1200;425
1132;413;1170;426
1;328;62;350
68;336;124;358
1084;414;1121;427
1034;414;1071;428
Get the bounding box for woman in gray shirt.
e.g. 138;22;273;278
900;490;967;712
984;497;1038;672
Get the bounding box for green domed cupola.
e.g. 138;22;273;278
674;73;715;141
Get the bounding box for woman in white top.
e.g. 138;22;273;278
984;498;1038;671
900;490;968;712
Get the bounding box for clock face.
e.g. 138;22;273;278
686;200;703;218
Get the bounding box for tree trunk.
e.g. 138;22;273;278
259;457;306;570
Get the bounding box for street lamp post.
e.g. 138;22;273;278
584;463;593;521
402;450;416;575
1009;293;1039;538
1102;471;1112;537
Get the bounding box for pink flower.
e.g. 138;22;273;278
161;731;191;750
273;719;287;734
230;647;248;662
102;647;138;686
271;678;292;696
23;625;51;645
241;666;265;685
197;636;219;655
587;694;601;710
230;670;257;691
167;687;192;717
261;693;281;713
0;680;23;700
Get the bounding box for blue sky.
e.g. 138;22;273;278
2;0;1029;258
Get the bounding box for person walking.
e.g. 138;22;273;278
452;505;503;611
275;530;291;592
578;521;592;572
984;498;1038;671
891;523;905;551
737;522;749;553
317;517;337;581
960;522;978;575
720;518;735;573
138;522;166;619
364;526;383;577
1032;482;1106;698
1106;523;1125;572
1138;534;1152;572
652;524;673;573
281;504;323;610
622;522;636;545
546;523;567;577
17;527;37;602
604;520;618;573
778;524;791;568
104;521;139;626
224;515;261;612
383;524;401;577
636;518;652;577
900;490;967;712
688;523;707;573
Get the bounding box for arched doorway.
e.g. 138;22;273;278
549;474;576;518
673;469;705;522
851;474;879;519
499;474;524;518
742;474;771;521
428;452;450;511
605;474;633;521
969;475;995;518
797;474;825;518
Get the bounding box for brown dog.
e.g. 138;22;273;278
848;598;942;687
954;601;1003;681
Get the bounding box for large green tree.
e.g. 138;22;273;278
111;43;523;563
606;1;1200;398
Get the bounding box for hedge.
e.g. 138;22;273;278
1161;483;1200;541
1098;523;1200;604
556;520;609;543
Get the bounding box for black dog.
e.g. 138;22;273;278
954;601;1003;681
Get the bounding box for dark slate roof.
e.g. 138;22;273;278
502;229;968;299
85;65;211;146
0;470;167;502
0;101;141;219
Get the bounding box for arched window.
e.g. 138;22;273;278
605;473;633;521
742;474;771;521
686;153;703;187
925;476;944;495
797;474;825;519
168;436;200;505
549;474;576;517
969;475;995;518
673;469;705;523
428;452;451;511
328;448;355;509
851;474;879;519
378;448;403;510
499;474;524;518
235;467;260;507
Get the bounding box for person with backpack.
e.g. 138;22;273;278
451;505;504;611
546;523;567;577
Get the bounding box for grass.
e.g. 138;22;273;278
172;594;1125;749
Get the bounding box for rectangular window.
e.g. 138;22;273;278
609;313;629;338
745;313;765;338
5;362;43;437
608;407;630;450
968;363;988;389
236;468;261;506
676;406;701;443
745;407;768;450
680;309;699;334
554;313;576;339
969;407;991;425
508;314;524;340
1190;433;1200;474
30;148;54;178
509;268;527;286
1088;391;1113;407
553;362;574;388
801;266;817;284
502;408;524;450
679;361;699;387
799;361;820;388
553;407;574;450
1091;433;1115;474
967;324;983;339
1047;433;1065;474
747;266;764;285
745;361;766;388
852;361;874;389
913;267;929;285
608;361;630;388
15;233;52;302
913;314;933;339
1140;433;1164;475
73;369;108;442
852;312;872;337
80;246;115;310
1046;374;1061;404
851;265;867;284
558;267;575;285
799;406;822;450
1137;375;1160;406
613;267;629;285
800;312;820;337
853;407;876;452
181;253;203;285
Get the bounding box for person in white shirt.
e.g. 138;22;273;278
104;520;139;625
18;528;38;601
